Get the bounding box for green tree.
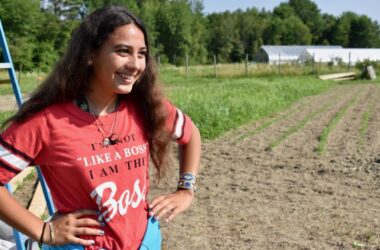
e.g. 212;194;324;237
349;15;379;47
139;0;160;58
188;0;208;64
84;0;139;14
273;3;295;19
331;12;356;47
206;12;235;63
320;14;338;45
236;8;270;58
0;0;41;70
263;16;311;45
155;0;193;65
42;0;86;20
288;0;323;43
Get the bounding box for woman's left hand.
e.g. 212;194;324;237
148;189;195;223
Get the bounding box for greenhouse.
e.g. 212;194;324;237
299;48;380;65
254;45;343;64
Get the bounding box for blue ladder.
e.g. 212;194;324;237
0;18;56;249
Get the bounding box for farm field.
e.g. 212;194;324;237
150;83;380;249
2;74;379;249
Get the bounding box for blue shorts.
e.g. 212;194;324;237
42;217;161;250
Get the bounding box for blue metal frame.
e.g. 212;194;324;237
36;167;56;215
4;183;26;250
1;18;56;249
0;19;23;107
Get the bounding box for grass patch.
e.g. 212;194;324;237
235;96;313;142
158;63;360;79
317;90;360;154
0;70;45;95
166;75;334;139
0;111;15;129
1;67;335;140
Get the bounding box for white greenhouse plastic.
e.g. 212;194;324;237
299;48;380;64
255;45;343;64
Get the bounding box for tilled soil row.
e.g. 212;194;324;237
154;84;380;250
326;84;379;159
230;85;347;145
236;84;363;158
271;84;370;160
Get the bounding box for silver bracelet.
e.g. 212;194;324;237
177;172;197;192
48;222;55;245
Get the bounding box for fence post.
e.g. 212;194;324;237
348;52;351;71
312;52;315;75
245;54;248;77
185;54;189;78
213;54;217;78
18;64;22;85
278;53;281;74
36;67;40;84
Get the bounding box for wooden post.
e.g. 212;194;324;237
36;67;40;84
312;53;315;75
213;54;217;78
18;64;22;85
278;53;281;74
185;54;188;78
348;52;351;71
245;54;248;77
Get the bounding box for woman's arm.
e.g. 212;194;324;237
0;186;44;241
178;123;201;177
0;186;102;246
148;123;201;222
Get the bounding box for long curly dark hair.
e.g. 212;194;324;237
4;6;170;178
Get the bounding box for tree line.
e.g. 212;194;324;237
1;0;380;72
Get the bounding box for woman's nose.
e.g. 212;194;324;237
126;55;139;70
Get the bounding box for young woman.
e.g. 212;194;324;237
0;5;201;250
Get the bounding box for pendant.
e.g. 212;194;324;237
103;137;111;146
103;134;119;146
109;133;119;145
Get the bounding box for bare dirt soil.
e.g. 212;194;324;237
10;83;380;249
151;83;380;250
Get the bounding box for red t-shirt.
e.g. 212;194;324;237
0;98;193;250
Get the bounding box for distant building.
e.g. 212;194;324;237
254;45;343;64
299;48;380;65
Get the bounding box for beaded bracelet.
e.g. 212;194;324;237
48;222;56;245
177;172;197;192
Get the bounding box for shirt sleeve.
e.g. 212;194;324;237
0;111;49;185
164;99;193;145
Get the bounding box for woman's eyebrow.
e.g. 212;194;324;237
114;44;147;50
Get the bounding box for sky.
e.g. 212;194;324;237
202;0;380;24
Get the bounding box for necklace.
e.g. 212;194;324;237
83;96;120;146
92;109;119;146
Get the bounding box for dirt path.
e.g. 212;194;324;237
151;83;380;250
0;94;18;112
